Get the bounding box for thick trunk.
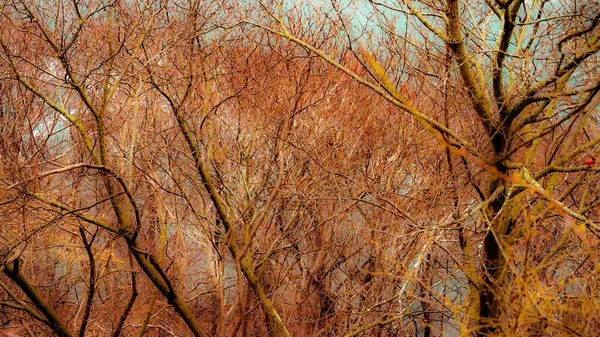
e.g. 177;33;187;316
478;228;505;335
478;162;512;335
477;125;513;336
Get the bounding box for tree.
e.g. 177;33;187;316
1;0;599;336
252;0;600;335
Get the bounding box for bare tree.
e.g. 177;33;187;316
1;0;599;336
252;0;600;335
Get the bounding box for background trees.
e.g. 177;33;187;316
1;0;599;336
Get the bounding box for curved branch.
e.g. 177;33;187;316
5;163;142;239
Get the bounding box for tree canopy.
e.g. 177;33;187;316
1;0;599;336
